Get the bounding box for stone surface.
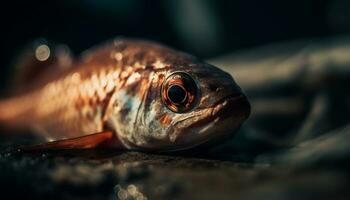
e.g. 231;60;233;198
0;149;349;200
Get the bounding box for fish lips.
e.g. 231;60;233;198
169;93;251;150
212;93;251;121
201;93;251;137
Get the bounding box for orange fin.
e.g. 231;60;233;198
17;131;123;153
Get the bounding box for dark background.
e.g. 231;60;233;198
0;0;349;89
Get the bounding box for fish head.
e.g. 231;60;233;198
106;40;250;151
135;60;250;151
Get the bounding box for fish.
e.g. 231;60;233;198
0;38;250;152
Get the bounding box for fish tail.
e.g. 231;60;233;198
0;98;18;128
0;96;34;131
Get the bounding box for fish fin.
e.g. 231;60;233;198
17;131;123;153
11;39;73;91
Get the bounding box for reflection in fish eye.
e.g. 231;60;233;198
167;84;187;104
162;72;199;113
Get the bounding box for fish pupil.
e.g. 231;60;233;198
167;85;187;104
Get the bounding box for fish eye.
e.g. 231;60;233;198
167;85;187;104
162;72;199;113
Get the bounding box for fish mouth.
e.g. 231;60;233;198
168;93;251;149
211;93;251;120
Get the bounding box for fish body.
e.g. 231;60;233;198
0;39;250;151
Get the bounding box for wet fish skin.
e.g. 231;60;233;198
0;38;250;151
